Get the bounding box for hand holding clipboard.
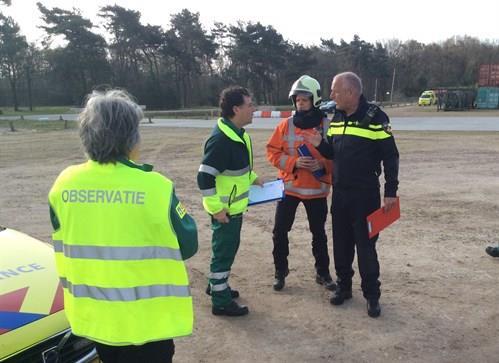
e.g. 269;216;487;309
366;197;400;238
248;180;284;206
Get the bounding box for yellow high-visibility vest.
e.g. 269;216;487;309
49;159;193;346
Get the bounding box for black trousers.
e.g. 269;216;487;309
95;339;174;363
272;194;330;276
332;188;381;300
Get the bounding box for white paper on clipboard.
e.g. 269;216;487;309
248;179;284;206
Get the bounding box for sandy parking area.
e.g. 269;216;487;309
1;125;498;362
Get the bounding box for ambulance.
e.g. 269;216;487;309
418;90;437;106
0;227;98;362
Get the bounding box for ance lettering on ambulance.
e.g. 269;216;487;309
0;229;66;338
0;263;45;280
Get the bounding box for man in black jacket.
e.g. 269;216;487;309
306;72;399;318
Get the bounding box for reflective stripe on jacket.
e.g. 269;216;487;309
266;117;332;199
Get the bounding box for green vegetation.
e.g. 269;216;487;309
1;4;499;111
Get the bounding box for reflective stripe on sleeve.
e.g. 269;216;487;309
199;164;221;176
201;188;217;196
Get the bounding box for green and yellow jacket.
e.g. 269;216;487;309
197;118;258;215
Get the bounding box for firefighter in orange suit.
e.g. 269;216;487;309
266;75;335;291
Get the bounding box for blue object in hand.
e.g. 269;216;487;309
297;144;325;178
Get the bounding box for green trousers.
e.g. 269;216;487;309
209;214;243;307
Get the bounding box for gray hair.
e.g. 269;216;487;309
335;72;363;95
79;89;143;163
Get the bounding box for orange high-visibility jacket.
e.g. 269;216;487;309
266;116;332;199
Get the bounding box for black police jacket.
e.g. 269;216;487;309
316;95;399;197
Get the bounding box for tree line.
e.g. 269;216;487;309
1;2;499;110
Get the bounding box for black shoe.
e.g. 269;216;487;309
316;274;337;291
367;299;381;318
205;284;239;299
486;246;499;257
273;269;289;291
212;301;249;316
273;276;285;291
330;288;352;306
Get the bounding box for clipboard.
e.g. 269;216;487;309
248;179;284;206
366;197;400;238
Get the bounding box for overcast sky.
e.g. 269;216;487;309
2;0;499;46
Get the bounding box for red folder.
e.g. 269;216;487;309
366;197;400;238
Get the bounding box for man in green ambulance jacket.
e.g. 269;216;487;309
197;86;262;316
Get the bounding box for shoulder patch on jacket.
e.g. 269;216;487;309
382;122;393;135
175;201;187;219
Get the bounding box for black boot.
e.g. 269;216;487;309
486;245;499;257
205;284;240;299
315;273;337;291
367;299;381;318
273;269;289;291
212;300;249;316
330;287;352;305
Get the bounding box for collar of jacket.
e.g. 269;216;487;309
292;107;324;129
117;157;154;171
218;117;246;143
344;94;369;121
